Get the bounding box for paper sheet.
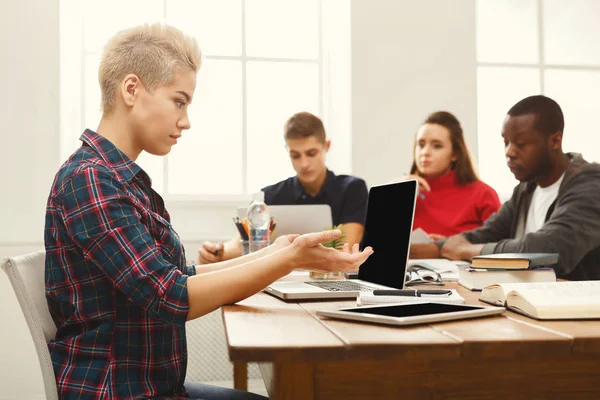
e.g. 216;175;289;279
410;228;433;244
407;258;461;281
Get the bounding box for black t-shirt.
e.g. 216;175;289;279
261;169;368;226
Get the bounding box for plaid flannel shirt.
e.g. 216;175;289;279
45;130;196;399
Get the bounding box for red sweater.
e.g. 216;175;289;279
413;170;501;237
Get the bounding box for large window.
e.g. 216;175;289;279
476;0;600;199
60;0;350;201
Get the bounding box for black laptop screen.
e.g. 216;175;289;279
358;180;417;289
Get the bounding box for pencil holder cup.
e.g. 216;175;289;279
241;239;269;255
309;224;346;280
309;271;328;280
309;270;345;280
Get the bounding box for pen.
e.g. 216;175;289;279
372;289;452;297
211;242;223;257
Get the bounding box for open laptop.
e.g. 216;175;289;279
264;179;418;300
237;204;332;239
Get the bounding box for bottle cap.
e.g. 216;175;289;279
252;191;265;202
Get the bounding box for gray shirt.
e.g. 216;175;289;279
444;153;600;280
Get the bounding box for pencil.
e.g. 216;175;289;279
242;218;249;237
233;217;249;240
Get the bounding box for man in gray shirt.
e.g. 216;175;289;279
411;95;600;280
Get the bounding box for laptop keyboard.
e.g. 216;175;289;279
305;280;376;292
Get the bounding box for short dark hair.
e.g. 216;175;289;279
507;95;564;136
283;112;326;143
410;111;479;185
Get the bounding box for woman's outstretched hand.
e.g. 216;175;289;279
278;229;374;272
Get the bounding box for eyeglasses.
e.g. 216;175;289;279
405;265;445;286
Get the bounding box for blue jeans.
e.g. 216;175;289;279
184;382;268;400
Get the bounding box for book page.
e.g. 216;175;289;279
480;282;527;305
509;281;600;316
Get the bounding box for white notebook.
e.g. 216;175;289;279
357;289;466;306
458;267;556;291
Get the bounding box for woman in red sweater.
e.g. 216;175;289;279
402;111;501;239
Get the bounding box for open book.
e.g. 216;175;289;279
480;281;600;320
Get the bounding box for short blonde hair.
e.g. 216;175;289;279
99;23;202;113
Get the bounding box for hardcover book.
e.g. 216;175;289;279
471;253;559;270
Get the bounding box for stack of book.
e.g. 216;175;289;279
458;253;558;291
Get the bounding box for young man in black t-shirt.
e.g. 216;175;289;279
198;112;368;264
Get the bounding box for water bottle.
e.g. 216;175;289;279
247;191;271;253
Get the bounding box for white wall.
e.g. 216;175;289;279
0;0;60;397
351;0;477;184
0;0;477;398
0;0;479;260
0;0;60;251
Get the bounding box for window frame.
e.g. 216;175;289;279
475;0;600;201
59;0;350;206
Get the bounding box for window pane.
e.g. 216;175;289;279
83;0;163;53
246;0;319;59
321;0;351;175
476;0;539;64
543;0;600;66
477;67;540;199
246;61;319;192
545;69;600;162
166;0;242;56
168;59;243;194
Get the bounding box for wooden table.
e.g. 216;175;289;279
222;279;600;399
